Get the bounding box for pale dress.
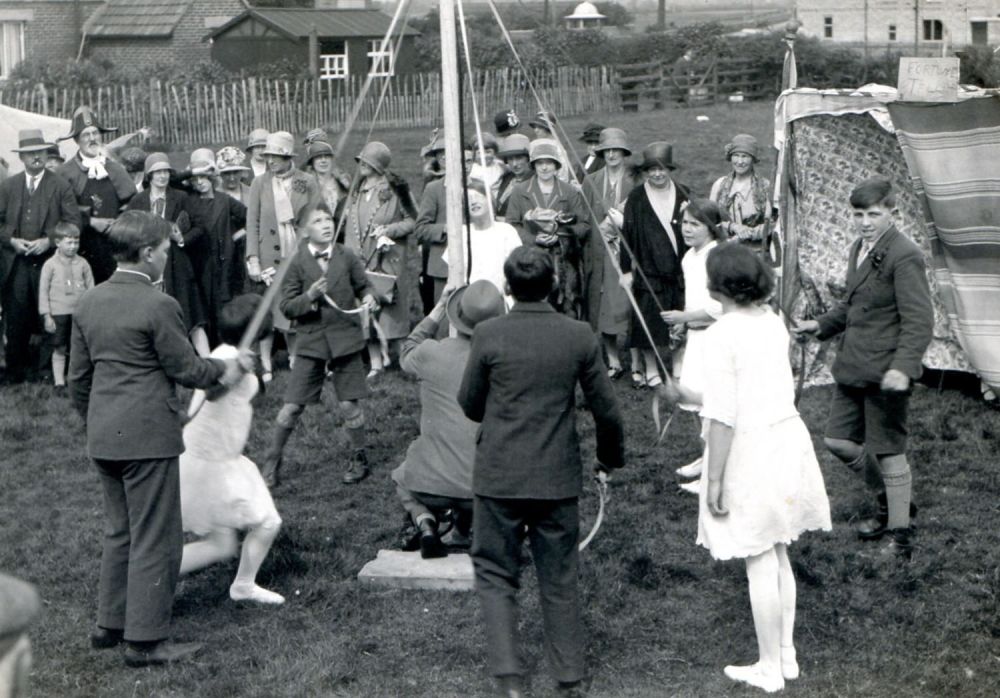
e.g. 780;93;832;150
696;310;831;560
180;345;278;536
676;240;723;411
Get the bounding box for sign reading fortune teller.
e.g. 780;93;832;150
897;57;960;102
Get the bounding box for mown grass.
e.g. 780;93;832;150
1;373;999;698
4;104;999;697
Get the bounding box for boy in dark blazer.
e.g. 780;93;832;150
260;202;378;487
794;177;933;555
69;211;246;667
458;246;625;698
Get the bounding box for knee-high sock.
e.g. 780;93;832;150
52;349;67;386
878;455;912;529
774;544;796;649
259;335;274;373
233;518;281;589
180;529;238;575
745;547;782;673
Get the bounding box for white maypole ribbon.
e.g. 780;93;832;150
578;470;609;551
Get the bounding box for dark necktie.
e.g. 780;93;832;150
314;250;330;262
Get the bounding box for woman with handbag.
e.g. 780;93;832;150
342;141;416;378
709;134;774;258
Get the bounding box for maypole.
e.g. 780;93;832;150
439;0;467;286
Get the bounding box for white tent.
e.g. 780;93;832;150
0;105;71;176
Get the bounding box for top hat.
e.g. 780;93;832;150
446;280;506;336
724;133;759;162
580;122;605;144
498;134;530;159
187;148;218;176
594;127;631;156
355;141;392;175
59;106;118;142
216;146;250;173
528;110;557;133
494;109;520;136
529;139;563;169
305;140;336;167
246;128;269;151
639;141;677;171
12;129;56;153
262;131;295;159
143;152;173;176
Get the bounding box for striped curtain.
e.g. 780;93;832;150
888;98;1000;391
0;22;24;80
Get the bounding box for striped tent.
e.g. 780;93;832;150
773;85;1000;393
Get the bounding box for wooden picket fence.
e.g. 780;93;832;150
0;60;769;145
617;56;773;110
0;66;618;146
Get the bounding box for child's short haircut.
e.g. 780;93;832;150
108;211;171;263
298;201;335;230
503;245;554;302
218;293;270;345
684;198;729;242
52;221;81;242
707;242;774;306
850;177;895;209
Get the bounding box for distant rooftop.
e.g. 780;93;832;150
86;0;192;39
208;8;420;41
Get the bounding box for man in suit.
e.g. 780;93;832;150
69;211;247;667
260;202;378;487
458;246;625;698
414;133;451;312
794;177;933;556
0;129;80;383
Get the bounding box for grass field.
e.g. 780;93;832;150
3;103;1000;697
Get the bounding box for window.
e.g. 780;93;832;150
0;21;25;80
823;16;833;39
319;40;347;80
922;19;943;41
367;39;394;77
888;24;897;41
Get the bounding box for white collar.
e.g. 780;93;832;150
116;268;152;282
308;242;332;257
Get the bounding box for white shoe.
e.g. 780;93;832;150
230;583;285;605
781;646;799;680
679;480;699;494
676;457;703;478
724;663;784;693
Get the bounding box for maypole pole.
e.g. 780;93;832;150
439;0;467;287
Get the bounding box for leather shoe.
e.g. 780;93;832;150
880;527;915;559
124;640;203;668
419;520;448;559
90;626;124;649
342;451;370;485
856;495;918;541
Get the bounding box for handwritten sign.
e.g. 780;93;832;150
897;57;960;102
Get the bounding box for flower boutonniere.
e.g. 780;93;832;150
291;178;310;195
870;249;886;271
377;184;393;204
90;193;103;212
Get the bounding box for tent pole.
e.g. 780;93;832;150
440;0;466;287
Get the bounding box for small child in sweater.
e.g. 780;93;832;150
39;222;93;392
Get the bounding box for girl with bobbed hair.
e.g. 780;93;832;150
661;243;831;694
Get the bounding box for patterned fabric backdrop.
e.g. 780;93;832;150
786;113;971;387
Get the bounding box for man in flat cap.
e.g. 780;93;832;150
0;129;80;384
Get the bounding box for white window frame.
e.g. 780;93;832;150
367;39;394;77
922;19;944;41
0;21;26;80
319;51;348;80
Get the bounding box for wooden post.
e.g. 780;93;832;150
440;0;465;286
309;30;319;79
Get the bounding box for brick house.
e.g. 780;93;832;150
797;0;1000;51
206;6;421;79
0;0;102;78
81;0;249;66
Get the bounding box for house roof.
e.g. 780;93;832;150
86;0;192;39
207;9;420;42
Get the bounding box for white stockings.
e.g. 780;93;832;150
180;519;284;605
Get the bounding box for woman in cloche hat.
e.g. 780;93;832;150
125;152;210;355
342;141;416;378
302;130;351;218
709;133;774;256
503;138;591;319
582;127;636;381
619;141;689;389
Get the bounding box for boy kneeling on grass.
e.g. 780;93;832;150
793;177;933;557
260;202;378;488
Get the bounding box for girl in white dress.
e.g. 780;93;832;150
660;199;728;491
662;243;831;693
179;294;284;605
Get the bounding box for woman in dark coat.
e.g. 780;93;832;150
185;148;249;345
126;152;210;355
620;142;688;388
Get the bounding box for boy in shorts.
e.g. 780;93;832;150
260;202;378;487
39;222;93;394
794;177;933;555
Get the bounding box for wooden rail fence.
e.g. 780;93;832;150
0;60;768;146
